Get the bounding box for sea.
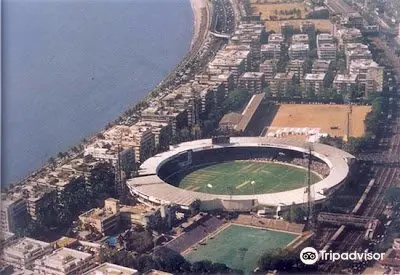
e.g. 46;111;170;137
2;0;193;186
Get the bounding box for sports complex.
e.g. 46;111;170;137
127;136;354;211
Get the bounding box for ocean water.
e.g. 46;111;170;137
2;0;193;185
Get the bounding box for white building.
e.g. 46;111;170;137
303;73;327;95
83;263;139;275
3;237;52;270
292;34;309;44
268;33;284;44
289;43;309;60
261;44;281;60
349;59;384;94
317;43;337;60
34;247;96;275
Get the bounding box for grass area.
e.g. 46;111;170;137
178;160;320;195
185;224;297;273
266;104;372;138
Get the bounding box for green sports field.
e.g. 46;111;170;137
185;224;298;273
178;161;321;195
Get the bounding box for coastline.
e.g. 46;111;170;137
7;0;211;188
190;0;205;49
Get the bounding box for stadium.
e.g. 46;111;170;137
127;137;355;211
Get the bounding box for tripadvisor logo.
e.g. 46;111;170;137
299;247;385;265
300;247;319;265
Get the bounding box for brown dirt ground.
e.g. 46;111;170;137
266;104;372;137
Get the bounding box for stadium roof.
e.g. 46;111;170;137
128;137;354;208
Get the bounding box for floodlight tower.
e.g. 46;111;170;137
305;142;315;232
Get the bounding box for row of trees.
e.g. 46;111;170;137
100;246;242;274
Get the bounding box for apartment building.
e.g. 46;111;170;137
268;33;284;44
286;59;306;79
317;43;337;60
259;59;277;83
3;237;52;270
345;46;372;70
333;73;359;93
34;247;96;275
261;44;281;60
84;263;139;275
270;72;295;95
1;195;27;233
350;59;384;94
303;73;327;95
238;72;265;94
134;120;171;151
79;198;121;234
289;43;309;60
317;33;334;46
312;59;333;74
292;34;309;44
336;28;362;50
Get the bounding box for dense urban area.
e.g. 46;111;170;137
4;0;400;274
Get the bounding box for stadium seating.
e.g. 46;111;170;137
165;215;225;253
157;147;330;186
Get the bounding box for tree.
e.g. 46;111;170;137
385;187;400;205
89;162;116;200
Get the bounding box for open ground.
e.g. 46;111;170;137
178;160;320;195
263;104;372;137
251;2;332;32
185;224;298;273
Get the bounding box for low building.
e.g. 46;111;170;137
259;59;277;83
317;43;337;60
3;237;53;270
219;112;242;131
34;247;96;275
1;194;27;233
303;73;327;95
261;44;281;60
292;34;309;44
333;74;359;93
268;33;284;44
286;59;306;79
238;72;265;94
270;72;295;95
79;198;120;235
83;263;139;275
289;43;309;60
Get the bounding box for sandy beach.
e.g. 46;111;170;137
190;0;206;49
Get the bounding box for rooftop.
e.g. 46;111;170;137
289;43;309;51
36;247;93;269
5;237;51;256
334;74;358;82
84;263;138;275
240;72;264;79
304;73;326;81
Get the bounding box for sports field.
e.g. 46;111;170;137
178;160;320;195
185;224;297;273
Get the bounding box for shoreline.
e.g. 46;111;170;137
7;0;211;188
190;0;205;49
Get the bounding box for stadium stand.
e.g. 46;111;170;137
234;215;304;234
165;215;225;253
